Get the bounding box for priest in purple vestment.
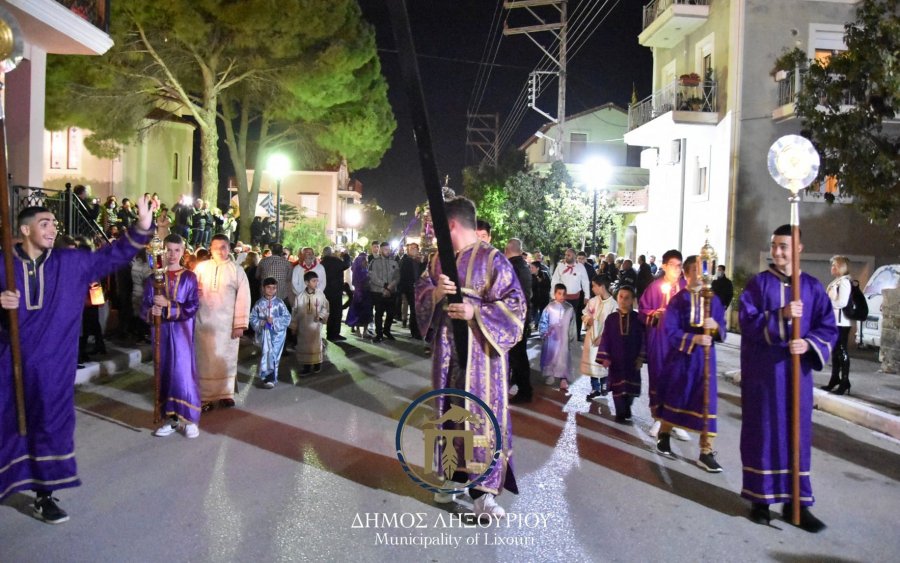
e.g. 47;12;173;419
141;234;201;438
638;249;686;438
739;224;836;533
415;196;526;521
1;196;156;523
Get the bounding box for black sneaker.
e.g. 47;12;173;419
34;495;69;524
657;432;675;457
698;452;723;473
586;390;602;402
373;336;384;343
749;503;771;525
312;363;322;373
782;504;827;533
384;332;396;341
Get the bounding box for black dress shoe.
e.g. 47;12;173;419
219;398;235;408
384;332;396;341
782;504;826;533
201;402;215;412
331;335;347;342
749;503;771;525
510;394;532;404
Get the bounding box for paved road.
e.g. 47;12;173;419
2;332;899;562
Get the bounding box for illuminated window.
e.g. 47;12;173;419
66;127;81;170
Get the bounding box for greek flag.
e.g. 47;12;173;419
259;193;275;217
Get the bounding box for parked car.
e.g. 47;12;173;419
858;264;900;348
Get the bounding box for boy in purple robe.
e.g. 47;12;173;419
539;283;576;392
656;255;726;472
596;285;645;423
141;234;201;438
739;224;837;532
415;196;526;520
1;197;156;523
639;249;688;440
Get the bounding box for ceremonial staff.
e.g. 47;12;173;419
150;237;165;424
767;135;820;526
698;233;717;450
386;0;468;369
0;7;26;436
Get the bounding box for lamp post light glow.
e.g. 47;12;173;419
344;205;362;244
584;157;612;256
266;153;291;243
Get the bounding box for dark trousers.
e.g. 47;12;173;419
508;328;532;398
325;292;343;339
371;291;395;337
401;289;420;339
828;325;851;385
566;295;584;338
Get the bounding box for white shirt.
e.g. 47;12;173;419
551;260;591;298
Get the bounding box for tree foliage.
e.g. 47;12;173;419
281;216;331;254
475;160;619;260
46;0;395;241
357;201;397;244
795;0;900;220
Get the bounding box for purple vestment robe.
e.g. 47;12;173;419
415;241;526;496
539;300;576;380
596;310;646;412
739;267;837;506
1;227;151;501
141;269;201;424
639;277;686;416
346;254;372;328
657;288;726;434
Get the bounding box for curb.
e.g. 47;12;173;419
74;344;151;386
722;371;900;441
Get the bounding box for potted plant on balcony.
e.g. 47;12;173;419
679;72;701;86
771;47;807;81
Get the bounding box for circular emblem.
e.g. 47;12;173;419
767;135;821;193
395;388;502;495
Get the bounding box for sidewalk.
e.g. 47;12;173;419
719;332;900;440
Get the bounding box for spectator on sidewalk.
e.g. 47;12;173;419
321;246;350;341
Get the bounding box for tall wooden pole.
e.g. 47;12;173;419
0;96;26;436
150;241;164;424
700;287;713;447
386;0;468;370
789;195;802;525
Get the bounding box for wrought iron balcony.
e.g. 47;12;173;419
628;79;718;131
640;0;711;48
773;70;860;121
56;0;110;33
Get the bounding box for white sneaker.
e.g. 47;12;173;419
184;423;200;439
153;421;178;437
649;420;661;438
509;384;519;397
433;480;464;504
544;376;555;386
473;493;506;520
672;427;691;441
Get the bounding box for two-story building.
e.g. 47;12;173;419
624;0;897;286
520;103;650;257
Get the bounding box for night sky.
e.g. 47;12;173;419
355;0;652;216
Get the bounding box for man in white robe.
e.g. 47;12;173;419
195;234;251;409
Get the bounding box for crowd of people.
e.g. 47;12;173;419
1;193;838;534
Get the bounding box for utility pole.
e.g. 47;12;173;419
466;113;499;169
503;0;567;160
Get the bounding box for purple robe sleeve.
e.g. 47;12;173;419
415;255;441;339
468;252;526;355
81;226;153;283
738;274;792;349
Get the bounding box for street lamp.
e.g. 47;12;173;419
584;157;611;257
266;153;290;243
344;205;362;244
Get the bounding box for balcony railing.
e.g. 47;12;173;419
775;70;859;116
628;79;718;130
56;0;110;33
643;0;711;30
11;185;109;243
